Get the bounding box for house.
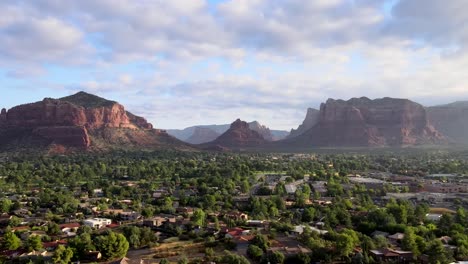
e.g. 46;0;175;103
19;250;52;262
388;233;405;245
83;218;111;229
118;211;141;221
176;207;195;216
143;215;176;227
42;240;67;251
13;209;31;217
370;248;413;262
285;184;297;194
246;220;266;227
224;227;250;239
0;213;12;225
60;223;81;237
21;230;46;240
311;181;328;195
0;249;27;259
93;189;104;197
291;225;328;236
224;211;248;221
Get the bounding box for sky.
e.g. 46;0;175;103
1;0;468;130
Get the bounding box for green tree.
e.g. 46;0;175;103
191;209;206;227
251;234;269;251
220;251;250;264
205;247;215;259
52;245;74;264
94;231;129;260
142;206;155;218
302;207;316;222
0;199;12;213
26;235;43;252
286;252;311;264
401;228;420;257
262;251;285;264
336;233;355;258
3;232;21;250
427;239;453;264
68;233;95;260
247;244;264;261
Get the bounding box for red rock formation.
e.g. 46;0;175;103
0;91;188;151
288;108;319;139
0;108;6;124
126;111;153;129
32;126;91;148
287;97;444;147
248;121;274;141
204;119;266;148
427;102;468;144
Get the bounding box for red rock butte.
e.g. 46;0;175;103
0;91;187;151
285;97;445;147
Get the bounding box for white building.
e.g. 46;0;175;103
83;218;112;229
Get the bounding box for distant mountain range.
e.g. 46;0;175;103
167;121;289;144
2;91;468;153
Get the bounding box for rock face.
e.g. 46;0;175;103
248;121;274;141
287;97;444;147
186;127;221;145
427;101;468;144
203;119;266;149
288;108;320;139
0;108;6;124
0;91;188;151
32;126;91;148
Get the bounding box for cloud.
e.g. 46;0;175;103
1;0;468;129
0;4;90;61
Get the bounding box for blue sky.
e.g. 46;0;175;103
1;0;468;129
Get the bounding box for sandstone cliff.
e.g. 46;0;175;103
427;101;468;144
286;97;444;147
248;121;274;141
0;91;188;152
287;108;320;139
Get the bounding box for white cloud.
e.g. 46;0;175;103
0;7;88;60
1;0;468;129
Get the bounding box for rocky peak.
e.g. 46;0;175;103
248;121;274;141
0;108;6;125
230;119;249;130
288;107;320;139
206;119;266;148
60;91;117;108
